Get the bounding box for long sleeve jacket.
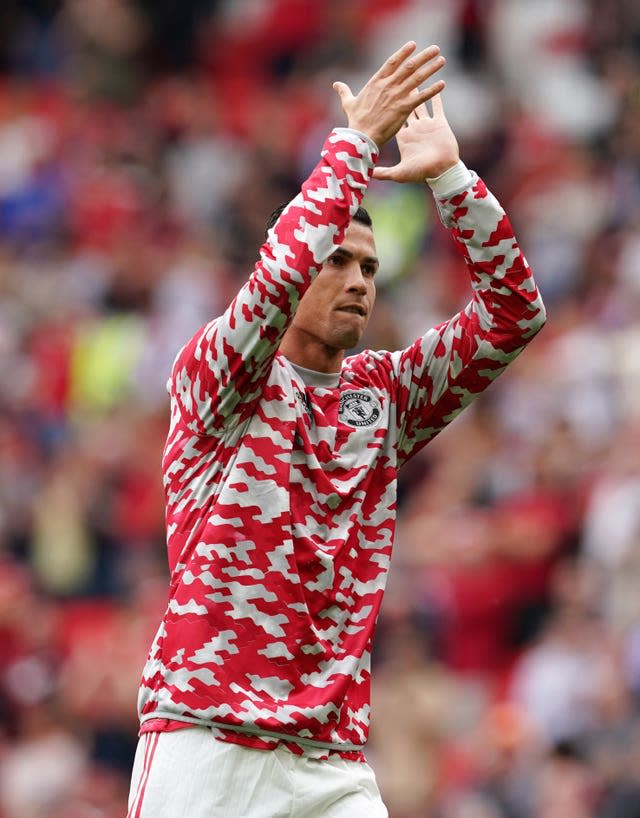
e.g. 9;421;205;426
137;127;546;755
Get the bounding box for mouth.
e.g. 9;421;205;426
336;305;367;317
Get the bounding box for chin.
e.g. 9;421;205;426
327;318;367;351
335;331;363;350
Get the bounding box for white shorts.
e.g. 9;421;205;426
127;728;388;818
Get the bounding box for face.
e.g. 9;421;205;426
282;220;378;369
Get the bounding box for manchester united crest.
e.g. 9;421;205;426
338;391;381;427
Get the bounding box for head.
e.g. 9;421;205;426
264;204;373;235
269;205;378;372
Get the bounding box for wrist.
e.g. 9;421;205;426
426;159;472;196
334;126;380;154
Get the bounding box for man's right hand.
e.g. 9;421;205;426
333;42;446;149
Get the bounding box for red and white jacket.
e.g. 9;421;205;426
137;127;546;758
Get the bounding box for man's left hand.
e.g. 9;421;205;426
373;93;459;183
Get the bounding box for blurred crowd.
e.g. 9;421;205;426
0;0;639;816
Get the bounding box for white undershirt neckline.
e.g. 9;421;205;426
286;359;341;389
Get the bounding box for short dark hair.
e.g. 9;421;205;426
264;204;372;237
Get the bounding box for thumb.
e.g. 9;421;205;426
372;164;401;182
332;81;353;106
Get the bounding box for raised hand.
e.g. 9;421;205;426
333;42;446;149
373;93;459;183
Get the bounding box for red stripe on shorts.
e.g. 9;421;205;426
127;732;160;818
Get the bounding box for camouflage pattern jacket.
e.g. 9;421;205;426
137;127;546;757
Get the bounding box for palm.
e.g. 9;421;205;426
373;94;459;184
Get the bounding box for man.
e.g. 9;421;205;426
128;41;545;817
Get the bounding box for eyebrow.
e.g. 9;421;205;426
332;247;380;267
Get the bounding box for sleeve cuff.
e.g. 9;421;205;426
333;127;380;155
426;160;473;197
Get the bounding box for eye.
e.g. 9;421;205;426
328;254;345;267
362;264;378;278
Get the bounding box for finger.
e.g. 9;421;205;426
412;79;446;108
430;92;445;118
373;41;417;79
402;54;446;92
332;81;354;107
372;165;401;182
408;90;428;120
395;44;441;82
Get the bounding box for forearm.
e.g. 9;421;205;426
394;171;545;460
262;128;378;299
170;128;378;434
433;169;546;347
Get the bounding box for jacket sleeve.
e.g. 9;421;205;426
168;128;378;435
391;173;546;465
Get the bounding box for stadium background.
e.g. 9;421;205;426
0;0;639;815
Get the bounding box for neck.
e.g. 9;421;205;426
279;330;344;374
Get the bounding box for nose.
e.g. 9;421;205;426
344;261;367;293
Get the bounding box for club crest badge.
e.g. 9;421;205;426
338;391;381;428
